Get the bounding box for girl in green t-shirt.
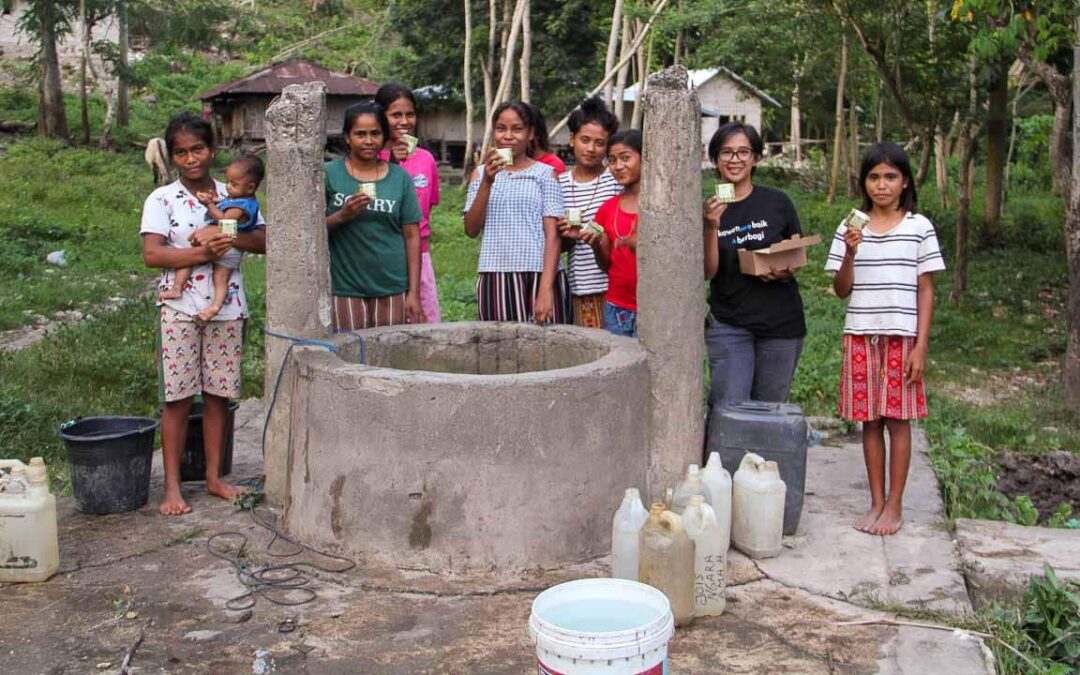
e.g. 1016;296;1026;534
325;101;423;329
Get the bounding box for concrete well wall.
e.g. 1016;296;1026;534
281;322;650;572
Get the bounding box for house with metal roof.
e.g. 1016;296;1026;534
198;58;379;145
623;67;781;153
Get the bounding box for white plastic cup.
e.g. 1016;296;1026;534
359;182;377;200
529;578;675;675
496;148;513;165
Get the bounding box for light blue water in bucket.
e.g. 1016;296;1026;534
542;597;664;632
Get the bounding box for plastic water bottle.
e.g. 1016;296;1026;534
639;502;695;627
702;451;733;552
610;488;649;580
682;495;727;616
671;464;712;514
732;453;786;559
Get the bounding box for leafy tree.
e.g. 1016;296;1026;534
17;0;73;140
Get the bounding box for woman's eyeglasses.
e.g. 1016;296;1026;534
717;148;753;162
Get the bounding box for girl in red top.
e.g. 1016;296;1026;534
581;129;641;337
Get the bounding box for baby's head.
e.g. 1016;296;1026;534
225;155;264;199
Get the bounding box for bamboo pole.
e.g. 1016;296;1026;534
602;0;625;106
463;0;475;178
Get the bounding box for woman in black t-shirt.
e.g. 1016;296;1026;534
702;123;806;406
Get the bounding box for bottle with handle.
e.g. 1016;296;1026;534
702;451;733;552
610;488;649;580
671;464;712;514
639;502;696;627
731;453;786;559
682;495;727;616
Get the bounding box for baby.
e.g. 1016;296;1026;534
160;155;264;322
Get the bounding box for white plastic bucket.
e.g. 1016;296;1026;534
528;578;675;675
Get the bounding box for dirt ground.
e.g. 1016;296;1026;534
997;450;1080;520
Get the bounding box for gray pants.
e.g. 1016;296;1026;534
706;320;804;407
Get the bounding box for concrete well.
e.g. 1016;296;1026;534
280;322;649;572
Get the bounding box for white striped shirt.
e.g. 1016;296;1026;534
559;169;622;296
825;212;946;337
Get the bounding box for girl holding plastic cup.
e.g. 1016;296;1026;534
463;101;569;324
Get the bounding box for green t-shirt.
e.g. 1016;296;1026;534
324;159;422;298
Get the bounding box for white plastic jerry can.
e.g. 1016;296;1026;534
731;453;786;559
610;488;649;580
681;495;727;616
671;464;712;514
0;458;60;582
702;451;733;553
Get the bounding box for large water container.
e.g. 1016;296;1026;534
639;502;695;627
681;495;727;617
702;452;732;552
610;488;649;580
731;453;786;559
706;401;807;535
0;458;59;583
671;464;711;514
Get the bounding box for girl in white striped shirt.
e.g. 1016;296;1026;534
825;142;945;536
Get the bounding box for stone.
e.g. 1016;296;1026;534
638;64;705;499
183;629;222;643
955;518;1080;609
263;81;334;503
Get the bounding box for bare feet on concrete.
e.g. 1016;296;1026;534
854;505;884;532
868;503;903;535
159;485;192;516
206;480;246;502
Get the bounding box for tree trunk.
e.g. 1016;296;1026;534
613;16;632;121
934;124;950;209
673;0;683;64
99;88;116;150
463;0;475;178
1064;14;1080;411
847;91;859;199
483;0;525;152
983;64;1008;242
602;0;625;106
951;57;978;305
826;34;847;204
480;0;497;159
630;19;646;130
37;0;69;141
79;0;90;145
790;80;802;164
914;127;932;187
875;79;884;143
117;0;129;127
518;0;530;102
500;0;514;99
1005;78;1032;204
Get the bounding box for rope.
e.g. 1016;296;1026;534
260;328;342;457
205;478;356;611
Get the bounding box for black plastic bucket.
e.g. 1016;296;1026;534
59;416;158;514
179;400;238;482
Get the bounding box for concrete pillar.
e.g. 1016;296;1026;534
638;65;705;501
263;82;333;503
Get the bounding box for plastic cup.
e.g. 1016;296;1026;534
715;183;735;203
402;134;419;155
496;148;513;165
219;219;238;237
359;183;377;200
846;209;869;232
566;208;583;227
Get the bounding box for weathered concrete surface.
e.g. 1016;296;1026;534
955;518;1080;609
754;429;973;614
638;64;706;501
0;404;993;674
264;81;334;505
283;324;650;573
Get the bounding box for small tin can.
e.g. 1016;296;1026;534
402;134;419;155
359;182;377;200
714;182;736;203
496;148;513;165
566;207;583;227
219;219;238;237
845;209;869;232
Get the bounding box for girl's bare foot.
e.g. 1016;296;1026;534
854;505;884;532
206;479;247;502
158;286;183;301
196;304;222;323
868;504;904;535
160;484;192;516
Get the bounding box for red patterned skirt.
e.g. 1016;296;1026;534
839;334;928;421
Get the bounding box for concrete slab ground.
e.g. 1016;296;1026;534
955;518;1080;610
0;401;992;673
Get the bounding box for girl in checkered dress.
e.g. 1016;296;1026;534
825;142;945;536
463;101;571;324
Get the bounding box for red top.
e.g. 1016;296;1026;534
536;152;567;175
594;195;638;311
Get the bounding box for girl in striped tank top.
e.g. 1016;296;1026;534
825;142;945;536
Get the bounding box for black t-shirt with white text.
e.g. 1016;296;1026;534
708;185;806;339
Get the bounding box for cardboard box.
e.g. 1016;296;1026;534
737;234;822;276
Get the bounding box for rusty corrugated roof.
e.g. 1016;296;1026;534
198;58;379;100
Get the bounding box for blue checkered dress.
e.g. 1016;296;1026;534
464;161;564;272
